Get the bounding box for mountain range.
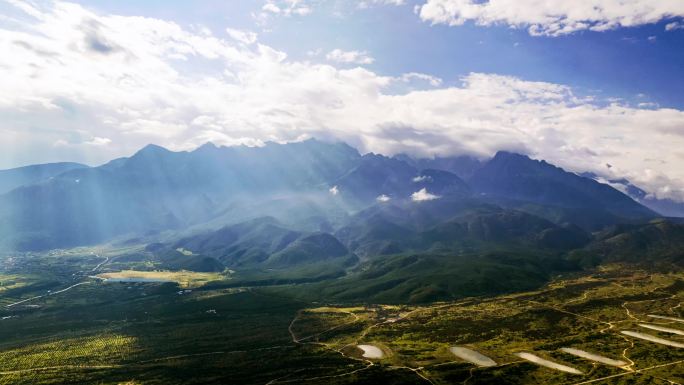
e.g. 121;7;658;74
1;139;683;301
0;139;663;250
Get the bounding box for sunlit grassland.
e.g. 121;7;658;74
293;266;684;384
0;334;137;371
0;274;32;294
97;270;227;288
306;306;367;313
0;275;60;308
0;280;369;385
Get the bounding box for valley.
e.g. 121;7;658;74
2;0;684;380
0;141;683;384
1;248;684;384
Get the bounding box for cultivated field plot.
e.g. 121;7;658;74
288;265;684;384
96;270;226;288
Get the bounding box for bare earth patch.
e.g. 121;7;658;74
648;315;684;323
515;352;583;375
560;348;627;367
357;345;384;359
622;331;684;348
449;346;497;367
638;323;684;336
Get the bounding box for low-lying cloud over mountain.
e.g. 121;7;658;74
1;1;684;202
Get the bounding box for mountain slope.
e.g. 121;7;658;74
293;251;576;303
582;174;684;218
0;162;88;194
171;217;303;267
265;232;354;268
337;198;590;257
0;140;361;250
333;154;471;205
333;153;418;204
396;154;483;180
469;151;656;229
168;217;356;270
570;219;684;265
0;141;664;252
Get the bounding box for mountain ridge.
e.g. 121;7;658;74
0;140;668;252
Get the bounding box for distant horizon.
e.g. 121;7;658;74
0;137;577;173
0;137;496;170
3;137;682;211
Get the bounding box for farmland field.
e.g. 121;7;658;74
96;270;227;288
1;250;684;384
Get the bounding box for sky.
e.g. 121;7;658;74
1;0;684;200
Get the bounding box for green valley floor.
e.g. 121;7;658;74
1;250;684;384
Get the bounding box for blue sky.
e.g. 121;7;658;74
0;0;684;200
68;0;684;108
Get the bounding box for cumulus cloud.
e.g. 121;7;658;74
256;0;312;24
52;137;111;147
226;28;257;45
326;49;375;65
411;188;440;201
638;102;659;109
376;194;391;202
2;1;684;202
262;3;281;14
417;0;684;36
261;0;312;17
399;72;442;87
358;0;405;9
666;21;684;31
85;137;112;146
412;175;432;183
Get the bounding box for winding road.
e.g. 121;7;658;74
4;253;108;308
4;282;90;308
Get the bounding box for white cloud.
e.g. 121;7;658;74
226;28;257;45
417;0;684;36
262;3;281;14
2;1;684;202
638;102;659;109
306;48;323;57
594;176;630;195
52;137;111;147
666;21;684;31
412;175;432;183
261;0;313;17
411;188;440;201
376;194;391;202
399;72;442;87
85;137;112;146
326;49;375;65
358;0;405;9
257;0;312;23
329;185;339;195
